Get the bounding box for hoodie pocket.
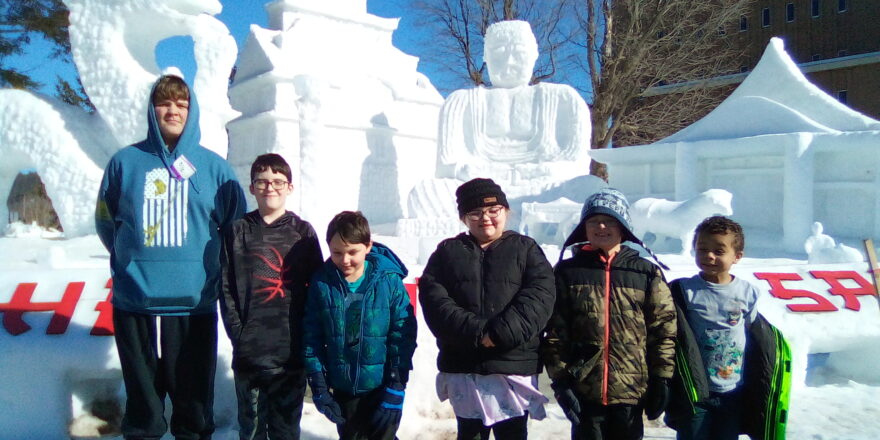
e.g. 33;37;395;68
124;258;206;310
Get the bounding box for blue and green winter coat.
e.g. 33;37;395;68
303;242;417;395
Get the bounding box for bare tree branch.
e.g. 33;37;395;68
410;0;574;93
582;0;752;179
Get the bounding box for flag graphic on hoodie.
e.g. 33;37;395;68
143;167;188;247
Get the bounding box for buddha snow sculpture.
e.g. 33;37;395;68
437;20;591;185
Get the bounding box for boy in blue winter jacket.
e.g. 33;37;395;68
95;75;245;439
303;211;417;440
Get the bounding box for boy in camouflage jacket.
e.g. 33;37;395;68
542;189;677;440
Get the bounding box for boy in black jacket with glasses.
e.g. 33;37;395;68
219;153;324;440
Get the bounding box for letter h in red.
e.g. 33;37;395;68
0;282;83;335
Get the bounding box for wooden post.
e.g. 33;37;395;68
865;239;880;296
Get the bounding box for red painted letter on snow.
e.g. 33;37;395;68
0;282;83;335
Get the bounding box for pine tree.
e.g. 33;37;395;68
0;0;94;111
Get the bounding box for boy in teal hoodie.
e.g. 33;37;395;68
96;75;245;440
303;211;417;440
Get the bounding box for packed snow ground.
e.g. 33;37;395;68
2;227;880;439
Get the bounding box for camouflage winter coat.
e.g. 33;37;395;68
541;245;676;406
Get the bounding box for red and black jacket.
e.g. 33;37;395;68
219;210;323;379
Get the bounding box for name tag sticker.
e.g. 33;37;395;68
171;155;196;181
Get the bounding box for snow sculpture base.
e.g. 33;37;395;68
520;198;582;246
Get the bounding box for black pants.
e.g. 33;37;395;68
334;387;400;440
572;401;643;440
234;369;306;440
113;307;217;440
675;390;743;440
456;414;528;440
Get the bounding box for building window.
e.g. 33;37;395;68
786;3;795;22
740;15;748;31
762;8;771;27
812;0;821;17
837;90;848;104
838;49;848;57
838;0;847;12
812;53;823;61
718;26;727;36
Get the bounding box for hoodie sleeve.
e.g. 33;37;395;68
214;167;245;235
218;224;242;343
290;223;324;323
95;158;120;252
385;274;417;380
302;276;327;375
418;244;487;349
485;237;556;350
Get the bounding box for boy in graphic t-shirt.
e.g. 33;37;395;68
666;216;791;440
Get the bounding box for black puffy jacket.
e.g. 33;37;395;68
418;230;555;375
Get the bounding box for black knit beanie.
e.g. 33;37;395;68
455;178;509;217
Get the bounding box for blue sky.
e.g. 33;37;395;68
14;0;432;97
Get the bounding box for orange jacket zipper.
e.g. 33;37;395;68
601;252;615;405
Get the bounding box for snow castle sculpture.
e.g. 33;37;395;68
0;0;238;236
226;0;444;235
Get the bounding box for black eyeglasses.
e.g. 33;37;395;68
465;206;505;221
252;179;289;190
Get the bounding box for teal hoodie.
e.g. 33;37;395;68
96;77;245;315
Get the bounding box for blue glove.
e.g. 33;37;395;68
369;370;405;431
307;372;345;425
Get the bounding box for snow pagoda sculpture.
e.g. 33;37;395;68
592;38;880;253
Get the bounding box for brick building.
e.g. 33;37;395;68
733;0;880;118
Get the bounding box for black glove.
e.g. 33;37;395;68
552;381;582;425
644;377;670;420
307;372;345;424
370;369;405;431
